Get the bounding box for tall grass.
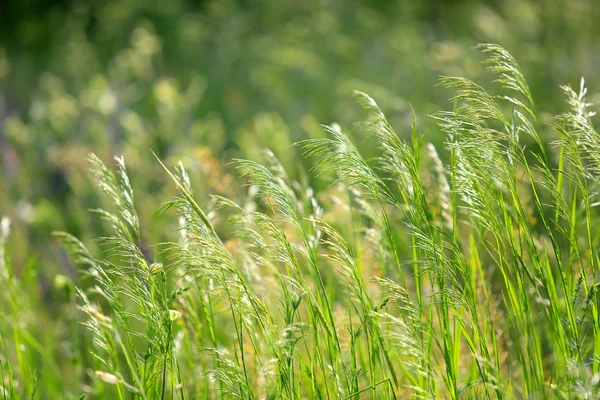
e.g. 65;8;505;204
2;44;600;398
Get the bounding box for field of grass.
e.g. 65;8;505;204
3;1;600;399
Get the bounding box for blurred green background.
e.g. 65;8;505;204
1;0;599;352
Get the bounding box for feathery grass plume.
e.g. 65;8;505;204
478;43;551;185
298;123;396;206
438;64;548;397
233;153;333;299
435;103;510;235
298;116;410;292
438;46;572;397
556;78;600;184
161;230;269;397
88;154;140;242
551;78;600;385
158;156;289;398
353;91;421;204
477;43;538;125
434;87;514;239
53;231;95;269
353;90;456;298
234;151;354;395
302;91;478;396
226;207;312;397
356;90;505;396
56;154;194;399
440;45;600;397
234;153;304;228
438;76;510;128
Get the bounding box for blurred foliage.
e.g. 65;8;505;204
1;0;600;394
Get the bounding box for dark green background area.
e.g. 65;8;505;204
2;0;598;122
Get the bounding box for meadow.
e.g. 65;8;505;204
2;1;600;398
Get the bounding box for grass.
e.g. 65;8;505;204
2;44;600;398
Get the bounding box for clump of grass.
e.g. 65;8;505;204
3;44;600;398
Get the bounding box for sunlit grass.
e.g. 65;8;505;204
2;44;600;399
